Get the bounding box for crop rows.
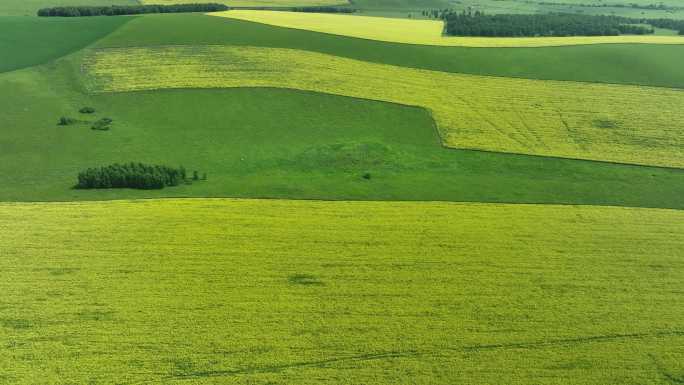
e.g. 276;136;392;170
1;198;683;384
83;45;684;168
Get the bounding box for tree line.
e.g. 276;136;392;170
291;6;355;13
37;3;228;17
535;1;684;11
440;11;683;37
645;17;684;34
76;163;191;190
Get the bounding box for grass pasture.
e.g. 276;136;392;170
83;45;684;168
0;16;131;73
216;10;684;47
1;199;683;384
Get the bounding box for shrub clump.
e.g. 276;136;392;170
79;107;96;114
91;117;112;131
76;163;188;190
58;117;77;126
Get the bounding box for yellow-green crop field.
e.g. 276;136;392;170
83;45;684;168
1;198;683;384
214;10;684;47
143;0;348;8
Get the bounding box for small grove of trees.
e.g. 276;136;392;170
37;3;228;17
442;11;659;37
76;163;201;190
291;6;355;13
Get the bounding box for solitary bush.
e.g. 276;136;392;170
362;172;372;180
58;117;76;126
37;3;229;17
92;117;112;131
79;107;96;114
76;163;188;190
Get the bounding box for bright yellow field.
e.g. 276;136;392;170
2;198;684;383
83;46;684;168
143;0;348;7
213;10;684;47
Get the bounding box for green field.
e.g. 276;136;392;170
83;45;684;168
0;16;131;73
0;0;136;16
1;56;682;207
1;3;683;383
2;199;683;384
98;14;684;89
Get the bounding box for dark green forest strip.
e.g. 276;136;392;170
37;3;228;17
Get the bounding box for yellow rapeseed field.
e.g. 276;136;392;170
83;46;684;168
143;0;348;7
2;198;684;383
213;10;684;47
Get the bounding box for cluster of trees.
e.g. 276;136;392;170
646;17;684;34
291;6;355;13
421;9;451;19
37;3;228;17
76;163;190;190
442;11;659;36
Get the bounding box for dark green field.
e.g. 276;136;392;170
0;16;131;73
98;14;684;88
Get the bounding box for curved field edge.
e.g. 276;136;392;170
94;14;684;89
82;45;684;169
2;198;683;384
3;61;681;209
213;10;684;47
0;16;133;73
